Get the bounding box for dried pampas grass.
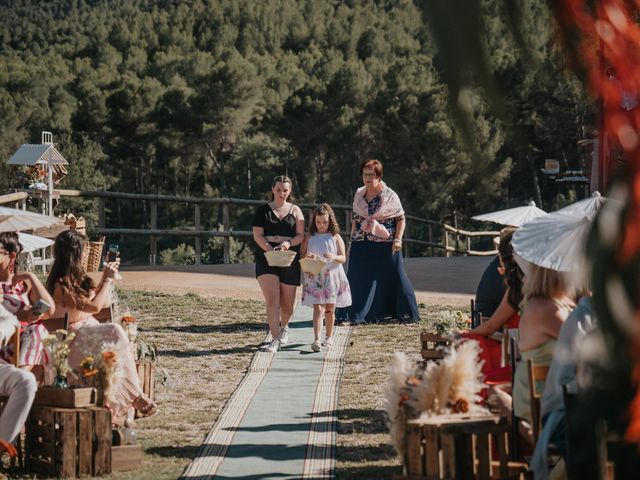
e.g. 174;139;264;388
384;340;489;456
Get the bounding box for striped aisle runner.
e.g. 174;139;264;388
181;306;352;480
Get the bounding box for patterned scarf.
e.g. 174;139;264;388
352;181;405;239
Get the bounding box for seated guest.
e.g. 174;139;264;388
530;294;595;478
0;232;55;381
0;303;37;458
46;230;157;425
474;251;507;318
511;264;575;425
461;228;523;383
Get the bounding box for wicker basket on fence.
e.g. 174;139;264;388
264;249;296;267
299;257;326;275
82;236;105;272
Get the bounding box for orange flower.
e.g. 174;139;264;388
121;315;136;324
102;351;117;365
81;368;99;378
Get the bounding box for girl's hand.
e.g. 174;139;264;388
103;258;120;280
12;272;35;287
323;252;335;261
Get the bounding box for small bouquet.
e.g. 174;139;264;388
98;347;119;407
121;315;138;343
43;330;77;388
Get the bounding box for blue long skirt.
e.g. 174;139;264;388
336;241;420;323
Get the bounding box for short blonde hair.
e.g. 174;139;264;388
522;264;570;300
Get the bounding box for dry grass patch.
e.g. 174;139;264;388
335;303;469;479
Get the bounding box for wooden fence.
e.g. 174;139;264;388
0;190;499;265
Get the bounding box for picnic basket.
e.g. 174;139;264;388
82;236;105;272
264;249;296;267
299;257;326;275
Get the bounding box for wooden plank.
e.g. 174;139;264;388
55;410;77;479
421;350;444;360
453;433;473;480
77;410;93;476
424;425;440;480
111;444;144;472
27;439;55;459
496;430;509;479
34;387;97;408
91;407;112;475
475;433;491;480
28;457;56;476
441;433;456;479
405;424;423;476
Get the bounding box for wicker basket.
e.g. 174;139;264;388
299;257;326;275
264;249;296;267
82;237;105;272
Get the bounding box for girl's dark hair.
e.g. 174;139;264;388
498;228;524;309
269;175;295;202
309;203;340;235
0;232;23;256
46;230;95;300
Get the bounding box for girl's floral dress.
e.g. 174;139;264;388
301;233;352;307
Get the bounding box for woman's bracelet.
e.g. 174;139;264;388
393;238;402;244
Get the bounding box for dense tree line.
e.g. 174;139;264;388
0;0;589;260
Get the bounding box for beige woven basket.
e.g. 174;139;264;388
299;257;326;275
82;237;105;272
264;249;296;267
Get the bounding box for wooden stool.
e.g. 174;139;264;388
401;414;527;479
420;332;451;361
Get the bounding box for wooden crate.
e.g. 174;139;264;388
33;387;97;408
134;361;156;419
420;332;451;361
26;405;112;478
112;444;144;472
399;414;527;480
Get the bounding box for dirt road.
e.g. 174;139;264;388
119;256;492;306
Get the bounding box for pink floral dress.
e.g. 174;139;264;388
301;234;352;307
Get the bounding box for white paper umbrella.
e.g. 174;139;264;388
0;207;61;233
472;201;547;227
511;211;595;273
555;191;608;216
17;232;54;253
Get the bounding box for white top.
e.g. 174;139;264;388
306;233;340;271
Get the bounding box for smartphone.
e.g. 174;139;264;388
30;299;51;316
107;244;120;263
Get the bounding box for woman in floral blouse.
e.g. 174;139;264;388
336;159;420;323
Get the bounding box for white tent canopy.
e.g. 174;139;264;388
555;190;614;216
0;206;61;233
472;201;547;227
511;211;594;273
17;232;54;253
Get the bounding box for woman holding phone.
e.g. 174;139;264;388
46;230;157;425
0;232;55;378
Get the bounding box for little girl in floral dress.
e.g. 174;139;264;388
301;204;351;352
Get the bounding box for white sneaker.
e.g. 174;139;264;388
311;340;321;352
322;336;333;347
279;326;290;344
264;338;280;353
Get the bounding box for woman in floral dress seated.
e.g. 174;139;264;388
46;230;157;425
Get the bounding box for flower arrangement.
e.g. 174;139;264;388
384;341;488;456
98;346;119;408
121;315;138;343
43;330;77;388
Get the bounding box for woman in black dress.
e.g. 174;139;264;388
252;176;305;352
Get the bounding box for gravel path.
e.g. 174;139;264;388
119;256;491;306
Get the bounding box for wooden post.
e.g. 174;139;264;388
98;198;106;228
453;211;459;257
222;203;230;264
194;204;201;265
150;201;157;266
428;223;433;257
345;209;351;254
467;236;471;255
444;226;450;258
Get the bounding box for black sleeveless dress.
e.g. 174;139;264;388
252;203;301;286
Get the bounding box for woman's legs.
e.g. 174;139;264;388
257;274;282;338
279;283;297;329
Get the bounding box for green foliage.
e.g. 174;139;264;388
159;243;195;265
0;0;589;264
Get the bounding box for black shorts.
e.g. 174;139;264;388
255;245;301;286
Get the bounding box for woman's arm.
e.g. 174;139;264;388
393;216;406;254
53;263;118;315
252;226;273;253
301;234;309;257
325;235;347;263
468;289;515;336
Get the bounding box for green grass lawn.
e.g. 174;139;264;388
48;290;467;480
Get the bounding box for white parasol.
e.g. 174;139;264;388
472;201;547;227
0;206;62;233
17;232;54;253
555;191;608;216
511;211;595;273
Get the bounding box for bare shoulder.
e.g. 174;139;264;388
522;297;565;323
292;204;305;220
